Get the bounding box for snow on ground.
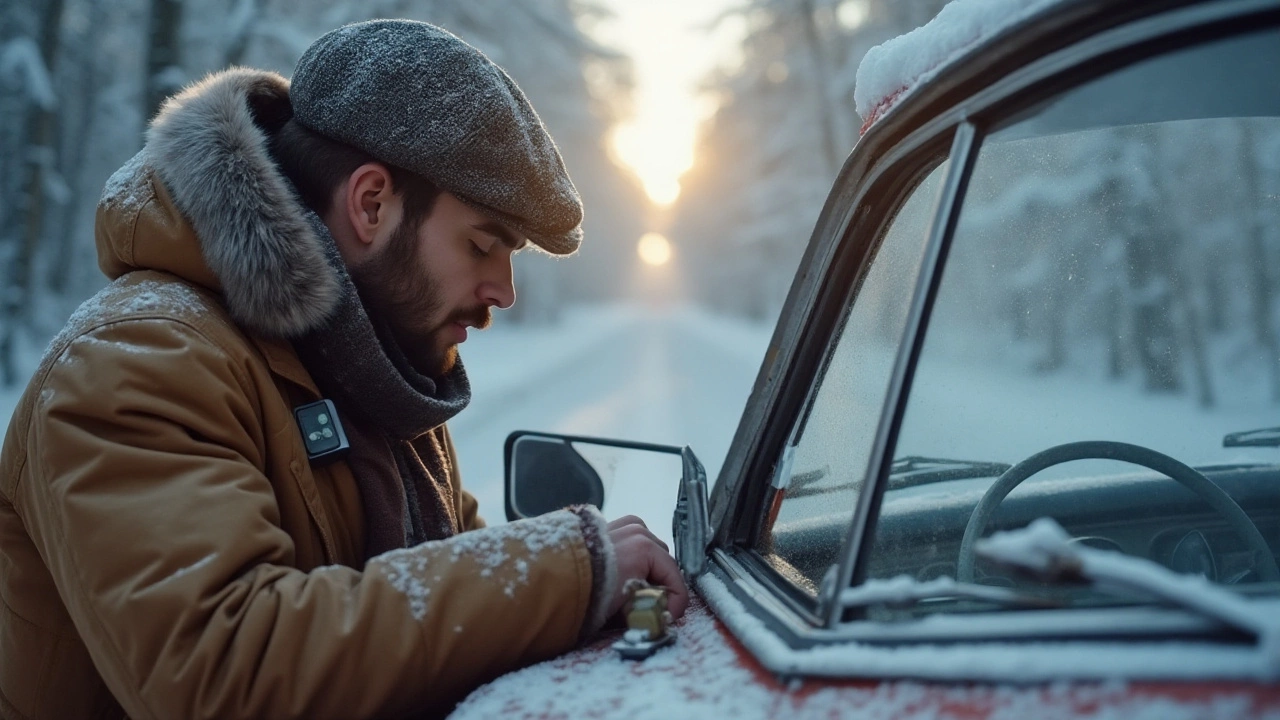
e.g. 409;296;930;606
895;335;1279;474
458;303;653;411
452;302;772;547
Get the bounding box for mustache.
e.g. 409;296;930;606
447;305;492;331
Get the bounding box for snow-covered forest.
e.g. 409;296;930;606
669;0;1279;415
3;0;1277;424
933;118;1280;409
0;0;651;388
1;0;958;391
671;0;950;320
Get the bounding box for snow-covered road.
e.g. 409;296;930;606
451;304;772;546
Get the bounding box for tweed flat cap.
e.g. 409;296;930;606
291;20;583;254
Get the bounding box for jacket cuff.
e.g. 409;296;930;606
568;505;615;641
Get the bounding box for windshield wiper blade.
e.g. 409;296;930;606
1223;426;1280;448
888;456;1012;490
783;466;842;499
840;575;1062;610
976;518;1279;645
786;457;1013;499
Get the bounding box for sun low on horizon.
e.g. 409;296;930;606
591;0;747;208
636;232;673;266
612;124;687;207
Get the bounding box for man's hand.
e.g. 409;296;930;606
605;516;689;620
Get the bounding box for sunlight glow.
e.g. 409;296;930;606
613;123;688;206
837;0;870;29
637;232;673;266
593;1;747;208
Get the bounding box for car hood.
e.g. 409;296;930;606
450;594;1280;719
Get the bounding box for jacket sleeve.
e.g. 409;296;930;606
17;317;613;719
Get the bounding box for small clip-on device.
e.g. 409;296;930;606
293;399;350;464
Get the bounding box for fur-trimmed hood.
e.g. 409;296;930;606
95;68;340;338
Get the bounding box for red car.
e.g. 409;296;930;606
456;0;1280;715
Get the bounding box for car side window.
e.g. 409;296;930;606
863;26;1280;613
754;158;949;597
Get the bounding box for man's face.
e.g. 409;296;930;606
349;192;524;377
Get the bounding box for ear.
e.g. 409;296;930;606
341;162;400;251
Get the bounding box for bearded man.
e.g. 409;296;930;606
0;19;686;719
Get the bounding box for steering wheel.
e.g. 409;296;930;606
956;440;1280;583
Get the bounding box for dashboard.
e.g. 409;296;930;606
764;462;1280;605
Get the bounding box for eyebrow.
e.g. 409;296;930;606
472;221;527;250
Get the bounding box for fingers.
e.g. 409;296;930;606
607;516;669;552
644;546;689;619
607;515;645;532
607;529;690;620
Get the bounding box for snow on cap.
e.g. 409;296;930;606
854;0;1063;134
291;20;583;254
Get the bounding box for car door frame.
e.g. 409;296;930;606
700;0;1280;657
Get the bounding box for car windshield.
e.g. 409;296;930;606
861;25;1280;616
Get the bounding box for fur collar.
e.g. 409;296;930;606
146;68;340;338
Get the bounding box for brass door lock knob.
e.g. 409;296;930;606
612;579;676;660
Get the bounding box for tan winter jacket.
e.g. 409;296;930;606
0;69;613;720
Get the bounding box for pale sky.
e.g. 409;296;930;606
589;0;748;207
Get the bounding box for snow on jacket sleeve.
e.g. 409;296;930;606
17;316;610;719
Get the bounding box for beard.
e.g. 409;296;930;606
348;218;490;377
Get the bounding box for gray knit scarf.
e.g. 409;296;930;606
292;213;471;562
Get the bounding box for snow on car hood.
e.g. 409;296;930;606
854;0;1065;132
451;594;1279;719
698;573;1280;685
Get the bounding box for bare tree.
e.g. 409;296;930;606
0;0;647;376
1;0;64;386
222;0;266;67
796;0;841;178
47;0;108;295
144;0;182;122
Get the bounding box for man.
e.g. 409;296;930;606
0;19;687;719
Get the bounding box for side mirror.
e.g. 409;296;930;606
503;432;610;520
504;431;707;565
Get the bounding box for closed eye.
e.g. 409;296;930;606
469;241;490;259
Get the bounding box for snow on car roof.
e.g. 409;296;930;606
854;0;1067;133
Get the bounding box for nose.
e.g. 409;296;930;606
478;254;516;310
